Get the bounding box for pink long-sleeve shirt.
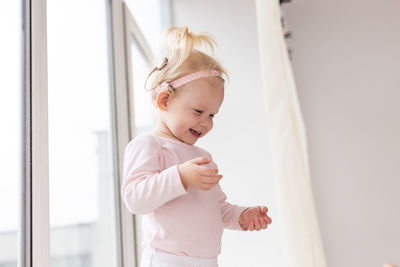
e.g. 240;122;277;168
121;133;248;258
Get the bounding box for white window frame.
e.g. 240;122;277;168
108;0;137;266
22;0;50;267
122;3;157;265
109;0;171;266
122;2;155;137
20;0;171;266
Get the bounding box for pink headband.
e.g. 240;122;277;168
155;69;222;94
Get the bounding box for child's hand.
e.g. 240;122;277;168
178;157;223;191
238;206;272;231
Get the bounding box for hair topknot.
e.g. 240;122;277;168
146;26;229;101
163;26;218;72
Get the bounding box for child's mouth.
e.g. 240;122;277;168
190;128;201;137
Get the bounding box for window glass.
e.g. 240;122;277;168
47;1;118;266
130;39;156;134
125;0;164;58
0;1;22;267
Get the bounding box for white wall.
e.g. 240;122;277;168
282;1;400;267
171;0;283;266
172;0;400;267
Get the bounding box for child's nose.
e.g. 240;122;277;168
199;118;211;128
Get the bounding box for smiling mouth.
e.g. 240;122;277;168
189;128;201;137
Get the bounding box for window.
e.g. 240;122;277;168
125;0;166;59
0;1;170;266
121;2;169;262
0;1;22;266
129;36;156;134
47;1;118;266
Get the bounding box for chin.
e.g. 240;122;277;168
185;139;197;145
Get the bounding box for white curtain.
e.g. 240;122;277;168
255;1;328;266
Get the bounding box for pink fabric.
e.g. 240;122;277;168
121;133;248;258
155;70;222;94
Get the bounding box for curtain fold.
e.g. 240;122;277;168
255;1;328;266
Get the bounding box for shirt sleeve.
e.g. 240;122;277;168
203;150;249;231
216;184;249;231
121;135;188;215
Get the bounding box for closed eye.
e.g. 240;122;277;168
193;109;215;118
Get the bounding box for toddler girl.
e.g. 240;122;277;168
121;26;272;267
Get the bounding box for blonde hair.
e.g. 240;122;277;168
146;26;229;101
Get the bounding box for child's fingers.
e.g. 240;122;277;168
198;166;219;176
262;216;272;225
191;157;211;165
248;221;255;231
200;176;223;189
260;217;269;229
258;206;268;215
262;206;268;214
202;182;219;190
260;217;268;229
254;217;261;231
248;224;253;231
203;175;223;183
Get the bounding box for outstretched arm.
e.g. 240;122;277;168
216;184;249;230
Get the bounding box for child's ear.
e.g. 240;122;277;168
155;91;172;111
